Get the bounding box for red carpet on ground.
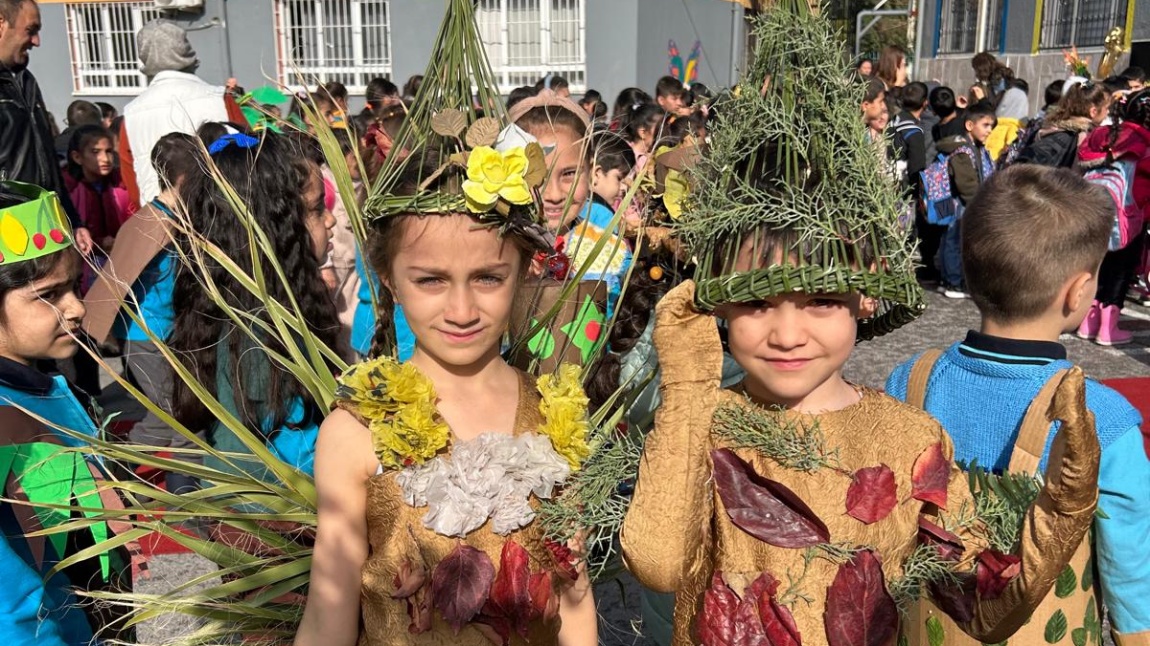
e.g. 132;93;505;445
1103;377;1150;457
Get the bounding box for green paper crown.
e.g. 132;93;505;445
0;182;72;265
676;0;924;340
362;0;547;241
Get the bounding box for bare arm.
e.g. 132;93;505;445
295;409;376;646
558;551;597;646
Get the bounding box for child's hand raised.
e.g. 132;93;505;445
653;279;723;386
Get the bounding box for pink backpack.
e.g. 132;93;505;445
1083;159;1143;251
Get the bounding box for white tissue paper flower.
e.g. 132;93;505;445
494;123;538;154
397;432;571;538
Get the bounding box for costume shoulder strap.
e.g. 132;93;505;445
905;349;944;409
1007;369;1071;473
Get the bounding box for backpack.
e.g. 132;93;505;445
1083;159;1143;251
1016;129;1078;169
919;145;974;226
997;118;1043;170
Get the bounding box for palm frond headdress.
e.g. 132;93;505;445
677;0;924;339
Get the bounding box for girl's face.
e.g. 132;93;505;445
896;57;908;86
302;167;336;261
862;93;887;126
71;136;114;180
858;60;873;77
592;166;628;205
1089;97;1111;125
387;216;522;372
0;252;85;365
534;126;590;233
718;291;872;413
634;122;658;153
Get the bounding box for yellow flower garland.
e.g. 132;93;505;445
335;357;590;472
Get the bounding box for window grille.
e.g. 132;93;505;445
1039;0;1128;49
475;0;586;94
65;2;160;95
275;0;392;92
985;0;1006;52
936;0;978;55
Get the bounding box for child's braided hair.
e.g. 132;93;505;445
1104;88;1150;164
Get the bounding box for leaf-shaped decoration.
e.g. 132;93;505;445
733;572;776;646
392;558;428;599
0;212;28;256
911;443;950;509
698;572;740;646
528;571;557;622
1054;565;1076;598
1071;628;1087;646
824;549;899;646
1080;554;1093;591
757;584;802;646
926;615;945;646
430;544;496;633
917;516;966;562
975;550;1022;601
711;448;830;548
523;142;547;187
846;465;897;524
1044;610;1068;644
466;117;502;149
485;541;533;639
929;573;976;624
431;108;468;138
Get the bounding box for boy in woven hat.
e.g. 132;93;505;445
887;165;1150;644
621;4;1101;645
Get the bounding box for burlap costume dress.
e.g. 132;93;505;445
336;368;579;646
621;282;1102;646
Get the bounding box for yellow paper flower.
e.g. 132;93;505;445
537;364;591;470
463;146;532;212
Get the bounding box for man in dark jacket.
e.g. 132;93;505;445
0;0;92;253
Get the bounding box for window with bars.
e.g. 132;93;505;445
984;0;1006;52
274;0;392;92
935;0;978;55
65;2;160;94
475;0;586;94
1039;0;1128;49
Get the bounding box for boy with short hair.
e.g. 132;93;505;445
655;75;690;116
887;165;1150;645
930;86;965;141
935;100;995;297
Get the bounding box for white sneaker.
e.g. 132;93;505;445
942;286;968;299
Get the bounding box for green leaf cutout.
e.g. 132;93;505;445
1084;597;1101;644
1045;610;1068;643
1055;565;1077;598
927;616;945;646
526;320;556;360
899;634;910;646
1080;555;1094;591
1071;628;1086;646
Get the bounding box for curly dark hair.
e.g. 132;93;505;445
168;130;340;434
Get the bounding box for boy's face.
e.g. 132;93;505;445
719;291;874;412
967;115;995;143
0;253;85;366
71;137;114;179
592;166;627;205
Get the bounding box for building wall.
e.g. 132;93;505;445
31;0;739;120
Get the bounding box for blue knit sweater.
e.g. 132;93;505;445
886;333;1150;636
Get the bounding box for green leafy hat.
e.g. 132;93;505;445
363;0;552;250
676;1;924;340
0;182;72;265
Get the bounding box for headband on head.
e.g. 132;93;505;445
507;90;592;130
0;182;72;265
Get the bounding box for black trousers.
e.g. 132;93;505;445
1095;235;1144;307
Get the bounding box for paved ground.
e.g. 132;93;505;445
104;291;1149;645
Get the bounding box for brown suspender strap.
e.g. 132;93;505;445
1007;369;1070;474
905;349;944;410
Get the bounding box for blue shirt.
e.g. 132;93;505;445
886;332;1150;636
113;199;177;342
350;249;414;360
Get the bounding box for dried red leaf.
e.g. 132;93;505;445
392;558;428;599
430;544;496;633
528;571;558;623
845;465;898;524
405;588;432;635
975;550;1021;601
757;589;802;646
930;573;976;623
699;573;741;646
824;550;898;646
545;539;580;581
711;449;830;549
486;541;533;637
474;616;510;646
733;574;773;646
911;443;950;509
916;516;966;563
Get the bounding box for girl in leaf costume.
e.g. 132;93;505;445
0;181;133;644
620;3;1101;646
295;1;597;644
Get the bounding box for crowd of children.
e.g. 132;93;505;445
0;6;1147;646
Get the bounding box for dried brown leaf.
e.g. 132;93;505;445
466;117;502;148
431;108;468;138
